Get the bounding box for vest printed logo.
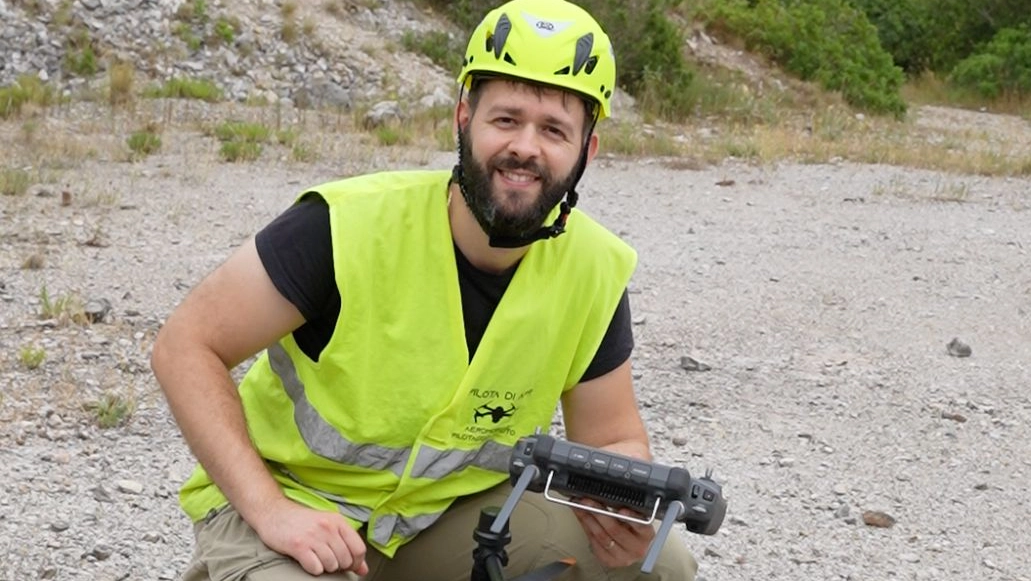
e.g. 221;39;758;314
474;402;516;424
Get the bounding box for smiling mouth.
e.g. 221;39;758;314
497;169;540;186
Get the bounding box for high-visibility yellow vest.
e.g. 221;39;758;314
179;170;636;556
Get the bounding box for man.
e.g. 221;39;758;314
152;0;699;579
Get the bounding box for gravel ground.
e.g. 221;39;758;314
2;108;1030;581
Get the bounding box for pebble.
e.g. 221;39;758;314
862;510;897;528
116;479;144;495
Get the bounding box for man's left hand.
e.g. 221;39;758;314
571;498;656;569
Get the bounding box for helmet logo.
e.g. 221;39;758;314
521;11;571;38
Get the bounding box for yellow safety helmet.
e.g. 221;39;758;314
457;0;616;120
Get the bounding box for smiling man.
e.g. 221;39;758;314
152;1;699;580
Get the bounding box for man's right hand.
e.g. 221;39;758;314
255;499;369;576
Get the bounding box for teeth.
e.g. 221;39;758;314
501;171;535;183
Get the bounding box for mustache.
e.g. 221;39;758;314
491;156;545;177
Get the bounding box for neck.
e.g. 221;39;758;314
447;182;530;274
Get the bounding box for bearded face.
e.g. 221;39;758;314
457;124;579;241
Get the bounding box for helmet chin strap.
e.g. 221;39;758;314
453;114;598;249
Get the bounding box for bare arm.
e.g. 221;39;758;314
151;238;367;575
561;358;655;569
561;358;651;460
152;238;303;524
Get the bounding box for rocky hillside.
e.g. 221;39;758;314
0;0;456;108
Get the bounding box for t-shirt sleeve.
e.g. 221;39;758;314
253;194;336;322
579;289;634;383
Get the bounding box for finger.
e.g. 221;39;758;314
311;542;342;573
336;524;368;573
297;549;325;576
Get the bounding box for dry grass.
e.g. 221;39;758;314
0;68;1029;179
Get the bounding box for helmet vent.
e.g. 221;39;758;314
554;66;571;76
503;53;516;65
572;32;594;75
492;13;513;59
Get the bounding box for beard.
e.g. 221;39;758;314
458;126;578;241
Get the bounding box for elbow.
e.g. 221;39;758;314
150;321;174;388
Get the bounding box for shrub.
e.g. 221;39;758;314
143;77;222;102
950;26;1031;99
213;121;271;143
85;392;135;429
220;141;263;162
213;16;238;45
108;61;135;107
0;75;56;118
848;0;934;75
64;27;99;77
0;168;32;196
19;345;46;370
127;128;162;159
697;0;907;116
401;30;464;73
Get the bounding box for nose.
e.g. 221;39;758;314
506;124;542;160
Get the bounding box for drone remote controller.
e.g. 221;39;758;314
489;433;727;574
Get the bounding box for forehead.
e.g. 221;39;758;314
475;78;588;125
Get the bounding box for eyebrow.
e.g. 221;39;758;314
487;105;577;136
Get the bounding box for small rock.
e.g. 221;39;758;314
89;544;114;561
84;298;112;324
973;482;989;491
680;356;712;372
941;410;967;423
672;435;688;447
946;338;972;358
833;504;850;518
50;520;70;532
116;479;144;495
777;457;795;467
92;486;113;503
862;510;896;528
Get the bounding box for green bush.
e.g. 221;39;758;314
698;0;907;116
213;121;271;143
219;141;263;162
127;129;162;159
143;77;222;102
1;168;32;196
950;26;1031;99
401;30;465;73
847;0;933;74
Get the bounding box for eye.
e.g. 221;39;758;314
544;125;568;140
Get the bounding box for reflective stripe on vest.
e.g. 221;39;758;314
269;343;511;480
269;344;410;476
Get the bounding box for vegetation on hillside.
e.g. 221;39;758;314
413;0;1031;121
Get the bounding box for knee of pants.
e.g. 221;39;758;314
641;533;699;581
508;491;698;581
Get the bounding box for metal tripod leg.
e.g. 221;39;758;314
491;465;540;534
641;500;686;574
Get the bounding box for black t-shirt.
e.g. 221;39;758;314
254;195;634;383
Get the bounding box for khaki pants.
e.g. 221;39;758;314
181;483;698;581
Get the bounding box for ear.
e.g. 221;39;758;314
454;97;472;136
584;132;600;164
